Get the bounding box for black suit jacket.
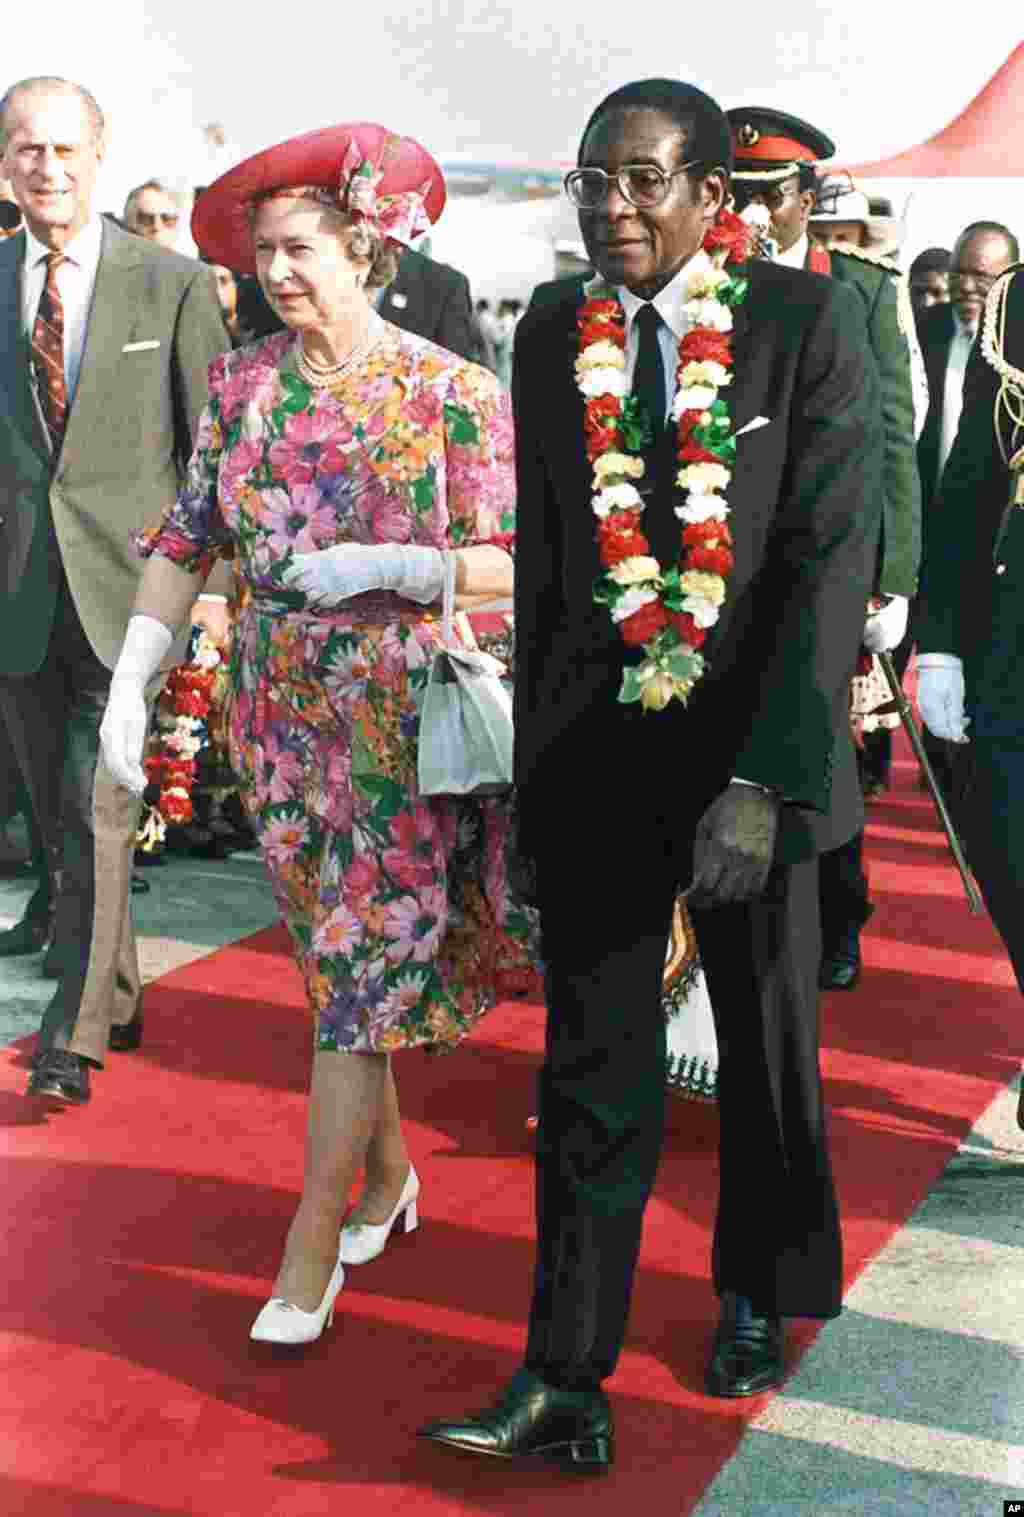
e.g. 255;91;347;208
917;267;1024;694
916;301;956;508
513;259;883;864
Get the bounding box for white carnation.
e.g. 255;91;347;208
684;298;733;333
593;482;645;517
608;555;661;587
577;339;626;371
675;493;731;524
610;585;659;623
679;570;726;605
578;365;629;399
594;452;645;483
674;385;717;415
677;461;731;494
681;594;722;629
680;360;731;389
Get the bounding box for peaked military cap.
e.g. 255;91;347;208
726;108;835;181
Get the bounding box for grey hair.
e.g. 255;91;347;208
123;178;188;219
0;77;105;152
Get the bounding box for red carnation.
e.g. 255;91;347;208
679;329;733;366
682;518;730;548
579;320;624;350
670;611;707;649
619;599;669;647
161;790;194;824
580;298;622;323
678;438;721;465
703;209;752;263
689;544;735;576
598;521;651;565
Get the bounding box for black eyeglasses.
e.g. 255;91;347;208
564;160;700;210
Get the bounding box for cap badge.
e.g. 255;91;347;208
737;124;760;148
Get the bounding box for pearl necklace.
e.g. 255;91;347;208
296;311;384;390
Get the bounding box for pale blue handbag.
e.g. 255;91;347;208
417;553;514;797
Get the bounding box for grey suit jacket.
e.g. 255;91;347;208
0;219;229;675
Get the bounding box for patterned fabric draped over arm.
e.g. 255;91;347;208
442;366;516;551
137;352;235;576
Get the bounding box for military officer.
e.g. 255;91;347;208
728;108;921;991
917;264;1024;1127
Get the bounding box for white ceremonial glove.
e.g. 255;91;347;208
99;615;174;794
916;653;969;743
862;595;909;654
281;543;446;606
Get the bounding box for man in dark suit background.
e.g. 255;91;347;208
234;242;479;362
916;262;1024;1122
419;78;882;1473
915;221;1017;792
0;75;227;1104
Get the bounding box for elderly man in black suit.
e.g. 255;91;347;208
418;77;882;1474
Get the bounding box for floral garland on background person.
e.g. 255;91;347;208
576;209;752;711
136;630;224;850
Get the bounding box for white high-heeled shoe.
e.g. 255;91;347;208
338;1164;420;1266
249;1252;346;1344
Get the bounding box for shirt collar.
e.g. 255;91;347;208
952;310;977;344
23;214;103;272
616;247;714;344
775;233;808;270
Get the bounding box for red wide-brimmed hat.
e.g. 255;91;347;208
192;122;446;274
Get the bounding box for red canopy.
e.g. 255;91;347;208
846;45;1024;178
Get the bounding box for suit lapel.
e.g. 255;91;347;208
60;221;147;464
0;233;51;463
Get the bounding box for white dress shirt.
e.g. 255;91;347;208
21;216;104;405
615;250;714;425
775;233;808;271
938;313;977;481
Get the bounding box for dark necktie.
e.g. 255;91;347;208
31;253;68;450
632;302;666;438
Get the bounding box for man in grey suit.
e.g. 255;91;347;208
0;75;228;1103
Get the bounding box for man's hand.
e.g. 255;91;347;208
689;782;781;907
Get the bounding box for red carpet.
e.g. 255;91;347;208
1;740;1019;1516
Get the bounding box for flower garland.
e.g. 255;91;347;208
576;210;752;711
137;629;224;849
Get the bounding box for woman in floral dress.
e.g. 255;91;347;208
99;124;524;1343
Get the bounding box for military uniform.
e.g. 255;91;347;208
918;265;1024;991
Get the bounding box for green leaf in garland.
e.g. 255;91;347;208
618;666;644;704
620;394;653;453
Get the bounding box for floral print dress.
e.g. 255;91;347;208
140;324;534;1053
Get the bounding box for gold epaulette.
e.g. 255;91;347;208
831;244;900;276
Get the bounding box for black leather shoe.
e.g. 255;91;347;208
818;946;861;991
417;1368;613;1474
0;912;50;957
27;1049;91;1104
108;1010;144;1052
705;1293;783;1398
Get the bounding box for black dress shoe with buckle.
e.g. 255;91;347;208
417;1368;613;1474
705;1293;783;1398
27;1049;91;1104
108;1010;144;1052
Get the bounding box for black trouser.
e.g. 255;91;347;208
0;582;111;1050
523;770;842;1390
964;739;1024;994
818;829;872;955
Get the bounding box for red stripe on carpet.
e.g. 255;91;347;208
1;741;1018;1515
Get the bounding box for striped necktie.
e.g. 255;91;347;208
31;253;68;450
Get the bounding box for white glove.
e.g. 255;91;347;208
281;543;446;606
863;595;909;653
916;652;969;743
100;615;174;794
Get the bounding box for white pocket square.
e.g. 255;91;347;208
122;339;161;353
735;415;772;438
388;291;408;309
